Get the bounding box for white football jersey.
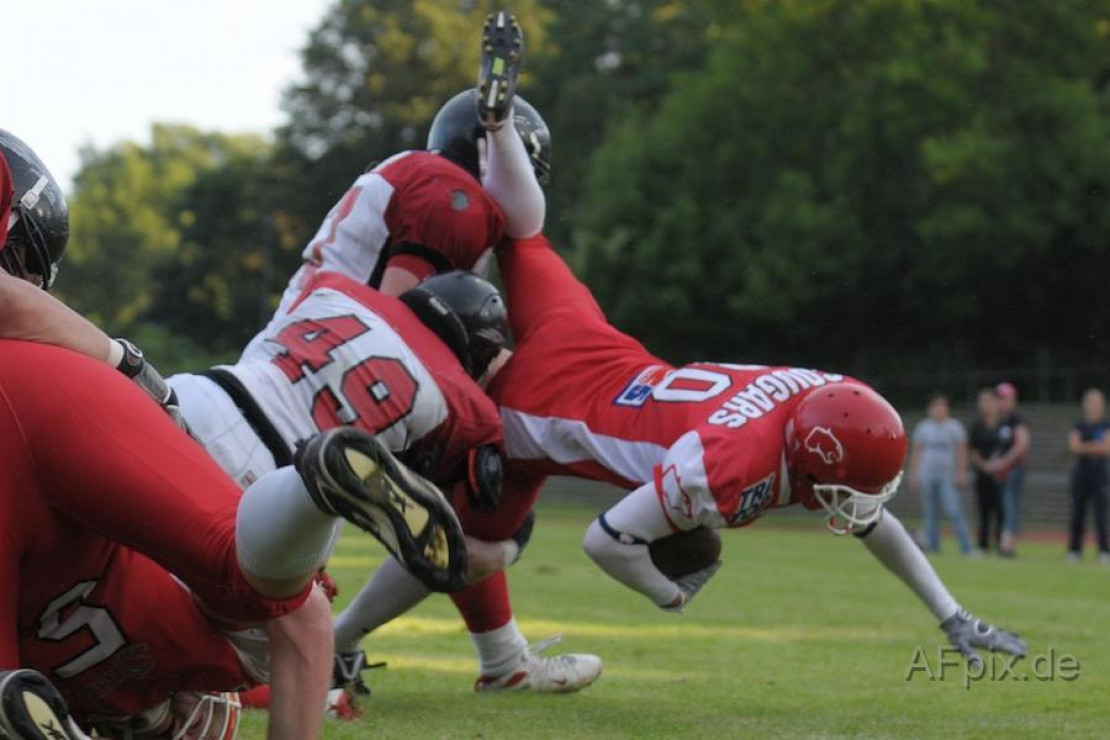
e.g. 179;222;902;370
176;272;502;489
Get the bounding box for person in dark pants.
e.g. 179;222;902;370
1067;388;1110;563
968;388;1003;554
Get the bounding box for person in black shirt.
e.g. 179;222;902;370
984;382;1030;557
1067;388;1110;562
969;388;1003;554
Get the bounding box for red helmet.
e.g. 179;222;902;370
786;382;907;533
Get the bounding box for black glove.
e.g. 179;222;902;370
508;510;536;565
114;338;191;434
465;444;503;512
661;560;723;613
940;608;1027;664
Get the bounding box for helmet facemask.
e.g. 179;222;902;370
171;691;241;740
3;173;58;289
812;472;902;535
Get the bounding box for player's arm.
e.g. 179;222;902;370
0;271;183;420
583;482;685;608
852;510;1026;662
0;268;114;362
379;263;425;296
263;584;333;740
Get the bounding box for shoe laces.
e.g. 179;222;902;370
521;634;580;675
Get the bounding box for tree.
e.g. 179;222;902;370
573;0;1110;374
527;0;732;243
62;125;288;365
273;0;552;252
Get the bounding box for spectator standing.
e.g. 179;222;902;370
987;382;1030;557
1067;388;1110;563
969;388;1004;554
909;393;973;555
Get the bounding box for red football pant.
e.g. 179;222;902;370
0;340;307;628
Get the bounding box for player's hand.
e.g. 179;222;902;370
465;444;503;512
940;609;1027;664
113;338;193;435
663;560;723;613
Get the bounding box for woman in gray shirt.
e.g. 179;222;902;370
909;393;973;555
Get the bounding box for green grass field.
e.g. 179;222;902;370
240;504;1108;739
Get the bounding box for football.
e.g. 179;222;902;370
648;526;723;578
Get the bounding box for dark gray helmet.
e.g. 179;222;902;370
400;271;509;379
427;88;551;186
0;129;69;289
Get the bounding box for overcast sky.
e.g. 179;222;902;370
7;0;334;193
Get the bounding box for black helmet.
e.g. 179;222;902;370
427;88;551;186
0;130;69;289
400;271;509;379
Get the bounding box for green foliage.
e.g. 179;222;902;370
56;1;1110;378
60;125;294;357
574;0;1110;373
526;0;729;242
272;0;553;253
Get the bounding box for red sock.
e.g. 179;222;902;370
450;572;513;632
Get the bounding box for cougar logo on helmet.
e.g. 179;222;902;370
804;427;844;465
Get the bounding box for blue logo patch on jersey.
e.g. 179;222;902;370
728;474;775;525
613;365;668;408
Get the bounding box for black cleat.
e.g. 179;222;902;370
0;670;87;739
295;428;468;592
477;10;524;131
332;650;387;697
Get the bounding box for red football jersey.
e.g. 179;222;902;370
11;519;249;723
489;237;860;530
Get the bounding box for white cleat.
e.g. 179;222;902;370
474;636;603;694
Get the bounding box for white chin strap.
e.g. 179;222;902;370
173;692;240;740
813;472;903;535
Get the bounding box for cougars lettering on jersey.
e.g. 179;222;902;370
231;271;501;483
495;331;851;528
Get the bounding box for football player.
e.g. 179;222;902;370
225;13;602;695
242;16;548;354
0;133;468;738
481;232;1027;664
169;267;538;689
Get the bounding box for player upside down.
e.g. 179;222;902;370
498;233;1029;659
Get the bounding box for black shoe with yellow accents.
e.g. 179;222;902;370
477;10;524;131
0;670;88;740
295;428;468;592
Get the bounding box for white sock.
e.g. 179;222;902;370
235;466;342;581
333;556;431;652
472;618;528;677
858;510;959;621
483;119;545;238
